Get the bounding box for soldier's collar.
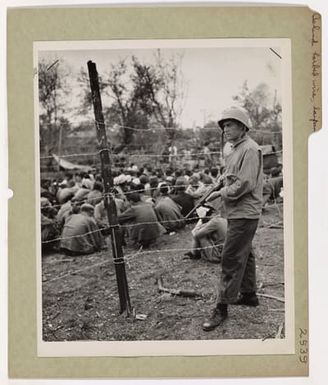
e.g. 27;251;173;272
232;135;248;148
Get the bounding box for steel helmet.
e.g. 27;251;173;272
218;106;252;131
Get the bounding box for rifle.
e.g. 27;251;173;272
184;178;224;219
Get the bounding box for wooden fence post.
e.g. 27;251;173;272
87;60;131;315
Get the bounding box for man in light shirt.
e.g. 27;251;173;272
202;107;263;332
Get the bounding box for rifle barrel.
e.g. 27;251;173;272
184;181;223;219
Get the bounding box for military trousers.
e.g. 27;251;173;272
217;218;259;304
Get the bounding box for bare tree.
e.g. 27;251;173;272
152;50;185;131
105;58;140;146
38;58;69;156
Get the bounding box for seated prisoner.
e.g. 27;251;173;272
40;197;60;251
56;180;78;205
56;193;76;228
94;196;126;236
185;205;227;264
87;181;104;206
262;176;283;208
170;177;195;219
155;183;185;233
73;178;93;203
60;203;104;255
185;174;209;200
118;192;165;248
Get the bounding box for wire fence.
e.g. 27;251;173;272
41;184;218;210
40;150;222;160
41;201;283;246
40;149;283;161
40;117;284;288
42;197;283;285
40;120;283;135
42;242;225;285
41;214;204;245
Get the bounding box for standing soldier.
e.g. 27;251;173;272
202;106;263;331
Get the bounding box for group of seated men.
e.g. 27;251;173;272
40;162;283;261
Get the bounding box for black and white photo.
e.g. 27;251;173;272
35;39;293;356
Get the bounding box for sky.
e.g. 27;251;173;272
38;41;283;128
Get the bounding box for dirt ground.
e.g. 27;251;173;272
42;202;284;342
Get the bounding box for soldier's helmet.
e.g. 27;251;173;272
218;106;252;131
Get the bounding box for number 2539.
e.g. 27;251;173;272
299;328;308;364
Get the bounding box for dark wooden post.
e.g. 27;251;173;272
87;60;131;315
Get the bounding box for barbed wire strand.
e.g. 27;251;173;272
41;200;282;245
41;215;199;244
42;242;224;284
95;120;283;135
40;149;282;160
41;174;284;211
39;150;222;160
40;151;99;160
118;216;196;229
40;150;222;160
42;259;109;284
120;243;225;265
41;184;216;210
42;227;104;244
124;245;143;269
39;121;283;136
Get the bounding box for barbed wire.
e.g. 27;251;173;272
108;124;282;136
42;259;109;284
41;193;109;210
119;215;197;229
42;227;103;244
40;151;99;160
41;183;216;210
40;149;282;161
122;245;143;268
42;242;224;284
42;209;284;282
121;243;225;265
39;149;222;160
39;102;284;284
41;173;284;212
41;200;282;246
109;123;169;132
40;120;283;135
39;119;282;160
249;130;282;135
41;215;199;245
41;198;283;284
42;189;127;210
125;151;222;158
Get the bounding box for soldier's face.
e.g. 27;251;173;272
222;120;245;143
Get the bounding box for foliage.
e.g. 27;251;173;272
104;52;186;146
233;81;282;132
197;120;220;145
38;58;70;155
76;67;108;118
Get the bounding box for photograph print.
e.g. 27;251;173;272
35;39;293;356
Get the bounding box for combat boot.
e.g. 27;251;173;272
202;304;228;331
234;292;259;307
